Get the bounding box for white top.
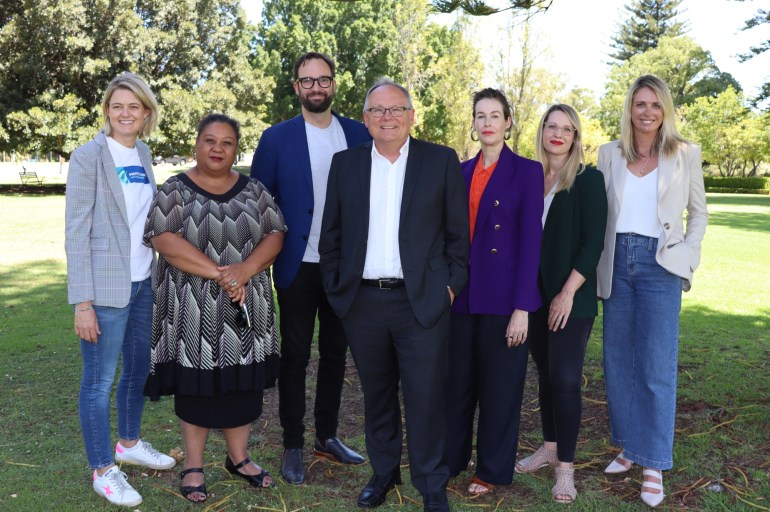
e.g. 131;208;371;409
542;181;558;228
106;136;154;281
615;167;661;238
362;138;410;279
303;116;348;262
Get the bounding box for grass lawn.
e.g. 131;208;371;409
0;192;767;511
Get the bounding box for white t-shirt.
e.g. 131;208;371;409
106;136;154;281
542;181;558;228
615;167;661;238
303;116;348;262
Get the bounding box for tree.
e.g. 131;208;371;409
430;0;553;16
610;0;688;62
495;21;562;153
255;0;482;157
735;2;770;108
598;36;741;139
0;0;273;157
254;0;397;124
682;87;770;177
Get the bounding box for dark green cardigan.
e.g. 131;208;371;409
539;166;608;318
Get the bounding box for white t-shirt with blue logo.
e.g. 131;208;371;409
106;136;154;282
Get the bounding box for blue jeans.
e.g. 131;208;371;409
79;278;152;469
603;234;681;470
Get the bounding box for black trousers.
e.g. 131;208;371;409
527;306;594;463
445;313;529;484
342;285;450;497
276;262;348;448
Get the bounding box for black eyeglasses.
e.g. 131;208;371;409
233;302;251;329
366;106;412;118
295;76;334;89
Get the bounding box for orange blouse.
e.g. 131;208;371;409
468;156;498;241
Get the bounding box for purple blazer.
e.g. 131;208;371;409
451;144;544;315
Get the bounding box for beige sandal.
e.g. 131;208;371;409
515;445;557;473
552;466;577;504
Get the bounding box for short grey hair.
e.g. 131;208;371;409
362;77;414;112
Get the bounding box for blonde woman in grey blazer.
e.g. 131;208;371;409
596;75;708;508
65;73;175;507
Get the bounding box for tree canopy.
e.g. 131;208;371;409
599;36;740;139
610;0;688;62
735;1;770;108
0;0;273;157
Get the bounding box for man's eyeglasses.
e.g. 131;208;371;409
544;122;576;136
366;106;412;118
296;76;333;89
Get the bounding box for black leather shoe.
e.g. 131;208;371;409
280;448;305;485
357;471;401;508
423;492;450;511
314;437;366;465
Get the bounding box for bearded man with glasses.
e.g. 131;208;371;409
251;52;370;485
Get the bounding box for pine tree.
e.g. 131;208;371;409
610;0;688;62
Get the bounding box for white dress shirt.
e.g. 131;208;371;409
362;138;410;279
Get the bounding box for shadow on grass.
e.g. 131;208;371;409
1;260;769;510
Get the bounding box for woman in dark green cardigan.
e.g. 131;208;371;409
514;104;607;504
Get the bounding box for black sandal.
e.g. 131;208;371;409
225;456;275;488
180;467;207;502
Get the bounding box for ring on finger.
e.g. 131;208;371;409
230;279;238;287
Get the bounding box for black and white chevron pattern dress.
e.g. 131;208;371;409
143;173;286;399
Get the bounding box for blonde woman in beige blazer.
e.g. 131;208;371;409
596;75;707;508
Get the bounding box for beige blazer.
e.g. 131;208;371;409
596;140;708;298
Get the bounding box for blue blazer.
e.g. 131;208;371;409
250;113;371;289
451;144;544;316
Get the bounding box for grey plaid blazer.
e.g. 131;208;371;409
65;131;157;307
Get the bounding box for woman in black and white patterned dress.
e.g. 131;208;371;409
144;113;286;502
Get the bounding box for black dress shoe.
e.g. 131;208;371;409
314;437;366;465
357;471;402;508
423;492;450;512
280;448;305;485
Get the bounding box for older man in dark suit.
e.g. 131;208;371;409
319;78;469;511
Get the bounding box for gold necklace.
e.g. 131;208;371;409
638;152;655;175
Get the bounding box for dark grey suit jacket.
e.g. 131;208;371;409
319;137;469;328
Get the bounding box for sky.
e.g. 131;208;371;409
242;0;770;101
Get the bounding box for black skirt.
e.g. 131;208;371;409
174;389;264;429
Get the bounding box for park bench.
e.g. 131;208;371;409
19;167;44;186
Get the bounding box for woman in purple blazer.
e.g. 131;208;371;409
446;88;544;495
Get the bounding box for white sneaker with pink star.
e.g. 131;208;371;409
92;466;142;507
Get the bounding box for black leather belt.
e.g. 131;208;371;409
361;278;405;289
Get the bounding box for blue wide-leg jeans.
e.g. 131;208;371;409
78;278;152;469
603;233;682;470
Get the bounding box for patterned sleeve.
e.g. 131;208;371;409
252;179;287;237
143;176;185;246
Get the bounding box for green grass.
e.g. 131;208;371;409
0;192;768;511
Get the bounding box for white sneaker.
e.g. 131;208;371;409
93;466;142;507
115;440;176;470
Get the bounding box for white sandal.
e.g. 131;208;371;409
640;468;665;508
604;452;634;474
552;466;577;504
515;445;557;474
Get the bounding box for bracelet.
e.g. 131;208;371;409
74;306;93;313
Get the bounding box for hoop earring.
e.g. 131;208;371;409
470;128;479;142
504;128;511;140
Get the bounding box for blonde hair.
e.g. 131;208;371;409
535;104;585;193
101;73;159;139
620;74;687;161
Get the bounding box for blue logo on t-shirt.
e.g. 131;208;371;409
116;165;150;184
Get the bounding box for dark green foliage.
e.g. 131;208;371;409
610;0;688;62
736;3;770;108
704;176;770;194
